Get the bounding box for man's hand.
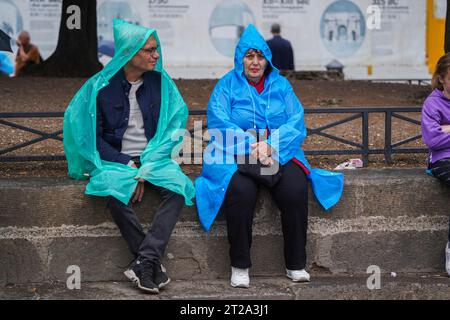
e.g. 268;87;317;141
18;46;28;62
132;179;145;203
251;142;274;166
442;125;450;134
130;161;145;203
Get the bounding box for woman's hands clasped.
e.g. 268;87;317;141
251;141;275;166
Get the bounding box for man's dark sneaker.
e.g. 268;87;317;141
124;259;159;294
153;263;171;289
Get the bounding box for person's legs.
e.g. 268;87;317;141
108;195;161;292
447;218;450;276
429;160;450;242
271;160;309;271
123;185;185;293
137;186;185;264
222;171;259;269
107;197;146;258
429;158;450;275
430;158;450;187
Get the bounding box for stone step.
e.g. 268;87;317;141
1;169;449;228
1;169;449;285
1;227;449;285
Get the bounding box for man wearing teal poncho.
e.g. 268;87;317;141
63;20;195;294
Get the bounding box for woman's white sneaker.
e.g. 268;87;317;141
230;267;250;288
446;242;450;277
286;269;310;282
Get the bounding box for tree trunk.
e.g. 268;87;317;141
445;0;450;53
22;0;102;77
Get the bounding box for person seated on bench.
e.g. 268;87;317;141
14;31;41;77
195;24;344;288
422;52;450;277
63;19;195;294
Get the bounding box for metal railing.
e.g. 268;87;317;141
0;112;65;162
0;107;427;166
302;107;426;165
364;78;431;86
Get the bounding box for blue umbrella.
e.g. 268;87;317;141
0;52;14;75
98;40;115;57
0;29;13;52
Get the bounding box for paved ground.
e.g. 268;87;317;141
1;274;449;300
0;78;430;113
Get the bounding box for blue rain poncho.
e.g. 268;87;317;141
195;24;344;231
0;52;13;75
63;19;195;205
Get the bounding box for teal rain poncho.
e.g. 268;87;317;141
195;24;344;231
63;19;195;205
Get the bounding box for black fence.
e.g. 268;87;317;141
364;78;431;86
0;107;427;166
0;112;65;162
303;107;426;165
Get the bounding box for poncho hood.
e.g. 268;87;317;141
233;24;279;82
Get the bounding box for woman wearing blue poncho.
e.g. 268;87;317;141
195;25;344;288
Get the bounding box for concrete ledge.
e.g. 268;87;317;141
0;169;449;285
1;169;449;228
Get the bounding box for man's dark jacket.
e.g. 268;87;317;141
266;35;294;71
96;68;161;165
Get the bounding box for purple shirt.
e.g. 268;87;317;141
422;89;450;164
